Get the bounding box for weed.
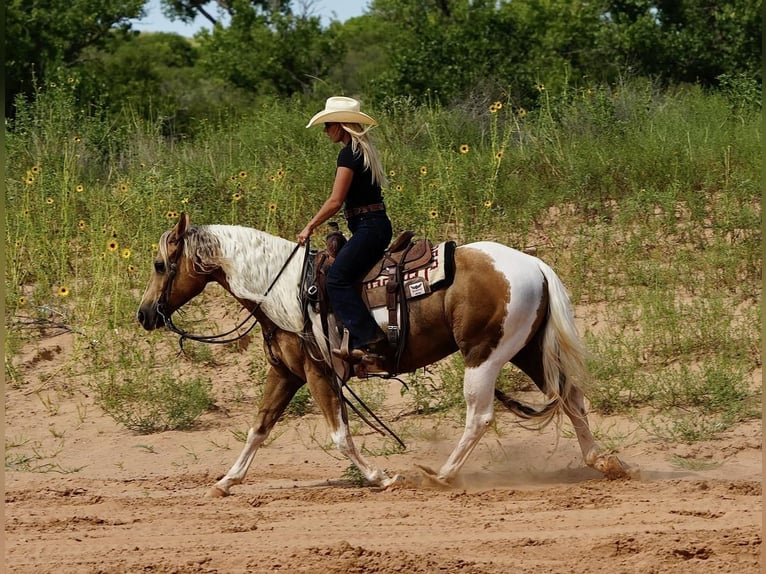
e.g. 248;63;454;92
4;80;760;445
341;464;369;486
95;371;213;433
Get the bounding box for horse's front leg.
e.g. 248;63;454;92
207;365;303;497
563;384;632;479
305;363;399;488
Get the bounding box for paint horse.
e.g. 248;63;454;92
136;213;628;496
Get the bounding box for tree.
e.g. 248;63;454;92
5;0;145;116
605;0;763;84
159;0;292;25
194;8;342;96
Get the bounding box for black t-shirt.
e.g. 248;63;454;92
337;142;383;210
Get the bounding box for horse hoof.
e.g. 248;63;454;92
596;455;633;480
382;474;408;490
414;464;452;489
206;485;230;498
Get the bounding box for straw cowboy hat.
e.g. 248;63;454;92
306;96;378;128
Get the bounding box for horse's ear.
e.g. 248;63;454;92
169;212;190;245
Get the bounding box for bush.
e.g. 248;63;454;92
96;372;213;433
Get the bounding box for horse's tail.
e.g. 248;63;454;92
537;261;590;403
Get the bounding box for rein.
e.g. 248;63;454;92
157;231;405;448
158;237;302;350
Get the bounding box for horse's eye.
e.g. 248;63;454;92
154;261;166;273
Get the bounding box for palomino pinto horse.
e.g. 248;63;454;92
137;213;628;496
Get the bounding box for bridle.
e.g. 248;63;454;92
155;231;406;449
156;233;302;349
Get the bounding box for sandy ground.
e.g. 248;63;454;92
5;329;763;574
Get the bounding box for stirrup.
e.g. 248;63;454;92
331;347;382;364
332;329;353;361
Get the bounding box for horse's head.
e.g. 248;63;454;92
136;212;211;331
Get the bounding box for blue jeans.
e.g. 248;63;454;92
326;212;393;350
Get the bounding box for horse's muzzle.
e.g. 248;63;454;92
136;306;165;331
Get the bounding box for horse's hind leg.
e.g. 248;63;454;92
207;365;303;497
429;362;501;484
561;383;630;479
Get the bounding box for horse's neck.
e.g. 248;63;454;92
209;225;304;333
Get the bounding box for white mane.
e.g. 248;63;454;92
198;225;307;333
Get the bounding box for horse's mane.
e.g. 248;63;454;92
160;224;307;334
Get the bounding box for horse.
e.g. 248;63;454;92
136;213;628;496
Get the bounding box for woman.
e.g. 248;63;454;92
298;96;392;363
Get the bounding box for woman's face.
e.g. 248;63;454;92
323;122;345;143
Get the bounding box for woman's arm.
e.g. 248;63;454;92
297;167;353;245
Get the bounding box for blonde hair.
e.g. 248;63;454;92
340;123;388;188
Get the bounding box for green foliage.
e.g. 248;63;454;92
77;32;253;135
96;370;213;433
4;79;760;441
4;0;145;116
195;11;342;96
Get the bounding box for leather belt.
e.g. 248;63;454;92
344;202;386;219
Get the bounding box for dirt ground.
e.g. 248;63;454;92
5;329;763;574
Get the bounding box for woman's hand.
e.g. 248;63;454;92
297;224;313;245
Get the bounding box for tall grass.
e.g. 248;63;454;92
5;76;760;439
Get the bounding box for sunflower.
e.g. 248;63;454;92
276;168;285;178
419;166;428;175
128;264;136;273
516;107;527;118
78;220;86;231
229;175;238;182
489;103;498;113
493;101;503;110
165;210;178;219
119;183;129;192
536;83;545;92
121;248;131;259
269;175;277;182
18;296;27;306
73;136;81;143
239;171;248;179
484;200;493;208
459;144;470;154
233;192;243;202
75;184;84;192
388;170;396;178
58;286;70;297
429;209;439;219
495;150;504;160
45;197;54;205
268;203;277;212
31;165;41;174
395;184;403;192
25;175;34;185
107;239;119;252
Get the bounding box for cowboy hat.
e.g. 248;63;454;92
306;96;377;128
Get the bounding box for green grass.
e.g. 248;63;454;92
5;76;760;440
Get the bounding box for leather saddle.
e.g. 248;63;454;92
304;225;455;374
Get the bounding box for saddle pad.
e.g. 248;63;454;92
363;241;456;308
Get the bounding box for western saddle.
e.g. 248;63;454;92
304;224;455;374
